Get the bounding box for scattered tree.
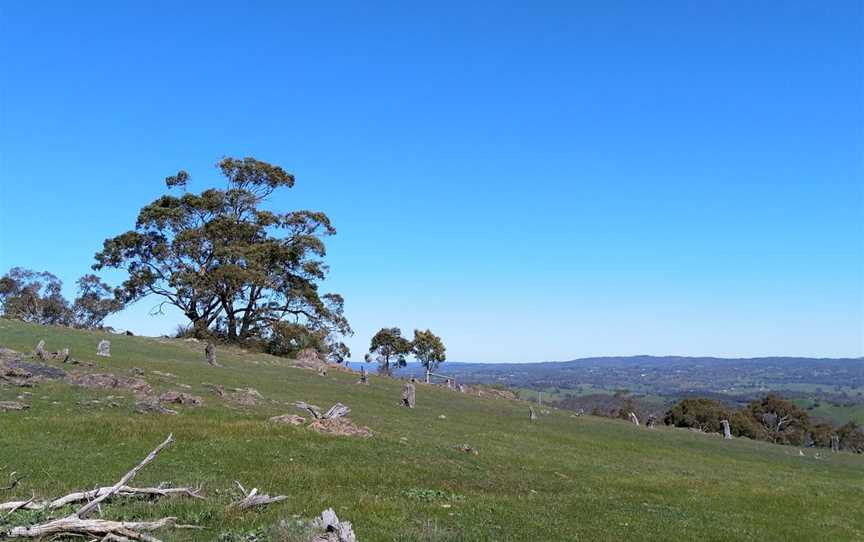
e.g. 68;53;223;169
365;327;411;375
412;329;446;378
93;157;351;350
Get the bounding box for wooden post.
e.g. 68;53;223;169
831;434;840;452
401;380;416;408
628;412;640;426
205;341;217;366
35;340;46;360
529;406;537;421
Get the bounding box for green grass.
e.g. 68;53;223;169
1;320;862;541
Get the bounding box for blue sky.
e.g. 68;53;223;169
1;1;862;361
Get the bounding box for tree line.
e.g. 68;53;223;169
0;268;122;330
663;394;864;452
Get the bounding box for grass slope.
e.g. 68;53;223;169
0;320;862;541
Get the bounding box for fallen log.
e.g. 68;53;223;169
0;485;202;512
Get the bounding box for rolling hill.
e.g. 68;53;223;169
1;320;862;541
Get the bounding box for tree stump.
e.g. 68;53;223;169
646;414;656;428
831;434;840;452
357;366;368;385
400;380;416;408
97;340;111;357
529;406;537;421
628;412;640;426
35;340;46;360
721;419;733;440
205;341;217;366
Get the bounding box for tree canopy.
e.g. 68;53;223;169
365;327;412;375
412;329;446;375
93;157;351;357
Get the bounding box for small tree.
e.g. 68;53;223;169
365;327;411;375
412;329;446;381
72;274;123;329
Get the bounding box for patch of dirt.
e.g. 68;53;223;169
269;414;306;426
134;401;178;415
202;382;225;397
67;373;153;397
158;391;203;406
231;387;263;407
0;401;28;411
308;417;373;438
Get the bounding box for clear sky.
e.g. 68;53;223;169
1;1;862;361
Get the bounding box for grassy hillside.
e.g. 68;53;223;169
1;320;862;541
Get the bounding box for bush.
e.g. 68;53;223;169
663;398;731;433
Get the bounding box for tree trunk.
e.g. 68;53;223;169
721;419;732;440
401;381;416;408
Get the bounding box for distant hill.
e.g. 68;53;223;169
398;356;864;424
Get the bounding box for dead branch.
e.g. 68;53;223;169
229;481;287;510
0;485;202;513
294;402;350;420
3;516;177;541
294;401;323;419
323;403;350;419
0;435;196;542
77;434;174;518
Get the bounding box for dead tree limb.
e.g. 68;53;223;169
229;481;287;510
294;401;323;419
294;402;350;420
0;435;195;542
77;434;175;518
0;485;202;513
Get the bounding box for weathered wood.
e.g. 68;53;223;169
0;485;201;513
628;412;640;426
293;402;350;420
0;435;196;542
34;340;45;361
77;434;175;518
97;340;111;357
529;406;537;421
831;434;840;452
2;516;178;541
357;366;368;385
230;481;287;510
323;403;350;419
401;380;416;408
204;342;217;366
646;414;656;428
721;419;732;440
311;508;357;542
